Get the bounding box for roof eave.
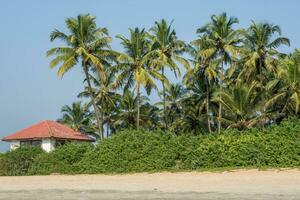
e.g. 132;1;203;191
2;137;95;142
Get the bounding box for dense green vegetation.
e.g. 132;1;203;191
29;143;93;175
0;147;43;176
1;119;300;175
48;13;300;138
3;13;300;176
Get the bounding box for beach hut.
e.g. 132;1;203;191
2;120;94;152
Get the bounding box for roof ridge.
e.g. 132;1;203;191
44;120;53;137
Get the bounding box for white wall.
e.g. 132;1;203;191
41;139;55;152
10;141;20;151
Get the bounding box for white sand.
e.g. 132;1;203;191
0;169;299;199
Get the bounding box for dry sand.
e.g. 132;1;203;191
0;169;299;199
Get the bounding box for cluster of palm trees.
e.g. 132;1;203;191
48;13;300;139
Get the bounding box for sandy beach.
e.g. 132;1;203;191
0;169;299;199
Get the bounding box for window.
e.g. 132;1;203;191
20;140;42;147
55;140;67;148
31;140;42;147
20;141;31;147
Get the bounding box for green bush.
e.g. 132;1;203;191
29;143;93;175
78;130;177;173
2;119;300;176
0;147;43;176
175;120;300;169
0;153;6;175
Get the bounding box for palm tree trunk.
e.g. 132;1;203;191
106;120;109;137
217;62;224;134
136;83;140;129
162;67;168;130
206;79;212;133
101;111;104;137
83;63;103;139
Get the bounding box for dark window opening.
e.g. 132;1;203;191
20;140;42;147
55;140;68;147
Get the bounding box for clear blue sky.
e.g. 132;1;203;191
0;0;299;152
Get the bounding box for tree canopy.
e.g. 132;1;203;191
48;13;299;137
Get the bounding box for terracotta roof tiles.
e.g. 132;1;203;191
2;120;94;142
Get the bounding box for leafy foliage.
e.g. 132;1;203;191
57;101;97;137
79;130;177;173
48;13;299;135
1;119;297;176
6;12;295;176
0;147;43;176
29;143;93;175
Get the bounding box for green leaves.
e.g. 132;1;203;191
116;27;162;92
264;51;300;116
2;120;300;175
46;13;300;134
212;81;262;129
47;14;113;80
0;147;43;176
57;101;96;137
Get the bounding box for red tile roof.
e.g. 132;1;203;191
2;120;94;142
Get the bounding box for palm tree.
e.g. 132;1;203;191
112;90;150;130
238;22;290;83
265;50;300;117
149;19;190;130
213;81;263;129
172;99;207;134
187;36;219;132
57;102;97;138
78;69;120;136
47;14;113;139
115;28;164;129
142;103;161;130
156;83;186;127
197;12;241;133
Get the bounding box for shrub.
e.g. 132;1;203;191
0;147;43;176
78;129;178;173
29;143;93;175
176;121;300;169
2;119;300;176
0;153;6;175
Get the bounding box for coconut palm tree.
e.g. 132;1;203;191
265;50;300;117
172;99;207;134
186;36;219;132
78;69;120;136
112;90;150;130
47;14;113;139
115;28;164;129
142;103;161;130
238;22;290;83
197;12;241;133
57;102;97;137
149;19;190;130
213;81;264;129
156;83;186;128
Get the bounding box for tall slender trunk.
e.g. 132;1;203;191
83;62;103;139
206;79;212;133
217;62;224;134
162;67;168;130
106;120;109;137
136;83;140;129
101;111;104;137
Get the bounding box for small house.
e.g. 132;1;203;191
2;120;94;152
